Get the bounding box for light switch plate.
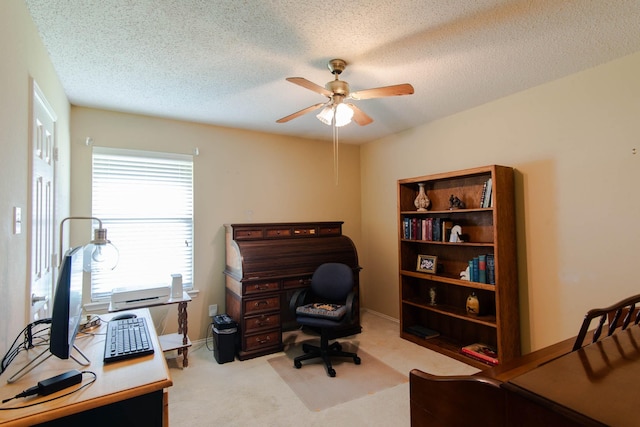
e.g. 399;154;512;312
13;207;21;234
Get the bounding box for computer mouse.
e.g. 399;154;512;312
111;312;137;321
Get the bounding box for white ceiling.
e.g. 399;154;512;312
25;0;640;144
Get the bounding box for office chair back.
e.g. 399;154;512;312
572;293;640;351
310;262;354;302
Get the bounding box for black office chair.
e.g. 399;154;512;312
290;262;361;377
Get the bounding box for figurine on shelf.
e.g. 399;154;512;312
449;225;463;242
428;287;437;305
466;292;480;315
449;194;465;210
460;266;470;281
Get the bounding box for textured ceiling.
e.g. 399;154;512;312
25;0;640;144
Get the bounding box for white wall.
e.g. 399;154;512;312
70;107;362;342
0;1;70;357
360;51;640;352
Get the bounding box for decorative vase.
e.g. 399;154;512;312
466;292;480;315
414;183;430;212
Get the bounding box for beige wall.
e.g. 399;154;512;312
361;51;640;353
0;1;70;356
70;108;362;342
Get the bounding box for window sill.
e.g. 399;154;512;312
84;288;199;314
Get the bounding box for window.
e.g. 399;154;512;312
91;147;193;300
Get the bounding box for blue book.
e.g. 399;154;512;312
487;254;495;285
472;257;479;282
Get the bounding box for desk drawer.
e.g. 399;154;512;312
234;228;264;240
244;331;281;352
244;281;279;295
265;227;292;238
283;277;311;289
244;296;279;315
244;313;280;333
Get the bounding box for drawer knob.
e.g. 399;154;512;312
254;300;268;307
257;336;271;344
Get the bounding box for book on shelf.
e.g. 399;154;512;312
432;218;442;242
482;178;493;208
441;220;453;242
471;257;479;282
406;325;440;340
461;343;499;365
478;254;487;284
486;254;495;285
479;180;487;208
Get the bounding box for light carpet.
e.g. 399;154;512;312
268;342;408;411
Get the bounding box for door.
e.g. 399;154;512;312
29;79;56;321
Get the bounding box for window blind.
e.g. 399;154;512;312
91;147;193;300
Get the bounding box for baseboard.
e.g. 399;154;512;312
362;308;399;324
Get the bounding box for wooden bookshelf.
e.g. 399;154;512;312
398;165;520;368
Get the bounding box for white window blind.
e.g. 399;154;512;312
91;147;193;300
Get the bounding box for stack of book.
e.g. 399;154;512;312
461;343;499;365
402;217;452;242
467;254;495;284
479;178;493;208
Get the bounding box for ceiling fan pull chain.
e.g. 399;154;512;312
333;120;339;185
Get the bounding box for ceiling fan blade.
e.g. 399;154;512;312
286;77;332;97
276;103;326;123
347;103;373;126
349;83;414;100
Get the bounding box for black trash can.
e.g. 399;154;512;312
212;314;237;364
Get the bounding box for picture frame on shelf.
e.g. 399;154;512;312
417;254;438;274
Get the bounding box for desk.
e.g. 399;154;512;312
0;309;172;426
504;326;640;427
110;292;192;367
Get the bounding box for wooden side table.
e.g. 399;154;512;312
109;292;192;367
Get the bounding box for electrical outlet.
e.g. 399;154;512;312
209;304;218;317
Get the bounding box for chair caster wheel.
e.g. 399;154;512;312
294;360;302;369
328;368;336;377
354;356;361;365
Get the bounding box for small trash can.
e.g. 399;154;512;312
212;314;237;364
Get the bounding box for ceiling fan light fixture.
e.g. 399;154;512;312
334;103;353;127
316;105;335;126
316;103;354;127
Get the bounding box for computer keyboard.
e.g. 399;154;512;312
103;317;154;363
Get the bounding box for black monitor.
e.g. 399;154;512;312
50;246;84;359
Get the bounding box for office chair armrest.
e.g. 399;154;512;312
290;288;309;315
345;291;356;323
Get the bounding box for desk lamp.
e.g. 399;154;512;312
58;216;119;272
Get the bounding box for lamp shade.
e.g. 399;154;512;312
334;103;354;127
316;103;354;127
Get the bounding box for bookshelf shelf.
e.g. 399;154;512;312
398;165;520;369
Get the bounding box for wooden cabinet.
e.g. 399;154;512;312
398;165;520;368
224;221;361;360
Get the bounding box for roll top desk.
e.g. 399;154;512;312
224;221;361;360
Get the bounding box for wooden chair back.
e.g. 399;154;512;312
572;293;640;351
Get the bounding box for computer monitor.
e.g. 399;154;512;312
50;246;84;359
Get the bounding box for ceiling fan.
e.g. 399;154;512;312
276;58;414;127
